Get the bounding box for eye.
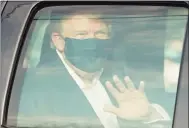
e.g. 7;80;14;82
75;32;88;39
95;32;109;39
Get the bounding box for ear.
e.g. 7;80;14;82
51;32;65;52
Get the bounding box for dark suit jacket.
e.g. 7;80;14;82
16;49;176;128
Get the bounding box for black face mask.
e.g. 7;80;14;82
64;38;112;73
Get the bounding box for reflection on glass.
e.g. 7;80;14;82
164;40;183;92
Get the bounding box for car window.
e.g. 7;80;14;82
6;5;188;128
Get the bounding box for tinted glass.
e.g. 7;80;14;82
7;5;188;128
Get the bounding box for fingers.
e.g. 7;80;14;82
113;75;126;93
103;104;120;115
124;76;136;90
138;81;145;92
106;81;119;100
107;75;144;95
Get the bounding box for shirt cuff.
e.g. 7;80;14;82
144;104;171;124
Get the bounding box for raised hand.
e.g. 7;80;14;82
103;75;151;121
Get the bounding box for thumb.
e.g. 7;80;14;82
103;104;119;115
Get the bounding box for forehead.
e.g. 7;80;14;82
60;14;109;31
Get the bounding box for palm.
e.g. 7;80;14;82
104;76;150;120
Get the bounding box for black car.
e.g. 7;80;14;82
1;1;188;128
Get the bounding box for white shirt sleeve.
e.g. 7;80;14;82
144;104;171;124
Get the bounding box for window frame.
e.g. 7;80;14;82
1;1;188;128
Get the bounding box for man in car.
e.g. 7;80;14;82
19;12;171;128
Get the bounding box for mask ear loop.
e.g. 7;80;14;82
55;34;70;67
55;32;68;53
56;34;76;69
